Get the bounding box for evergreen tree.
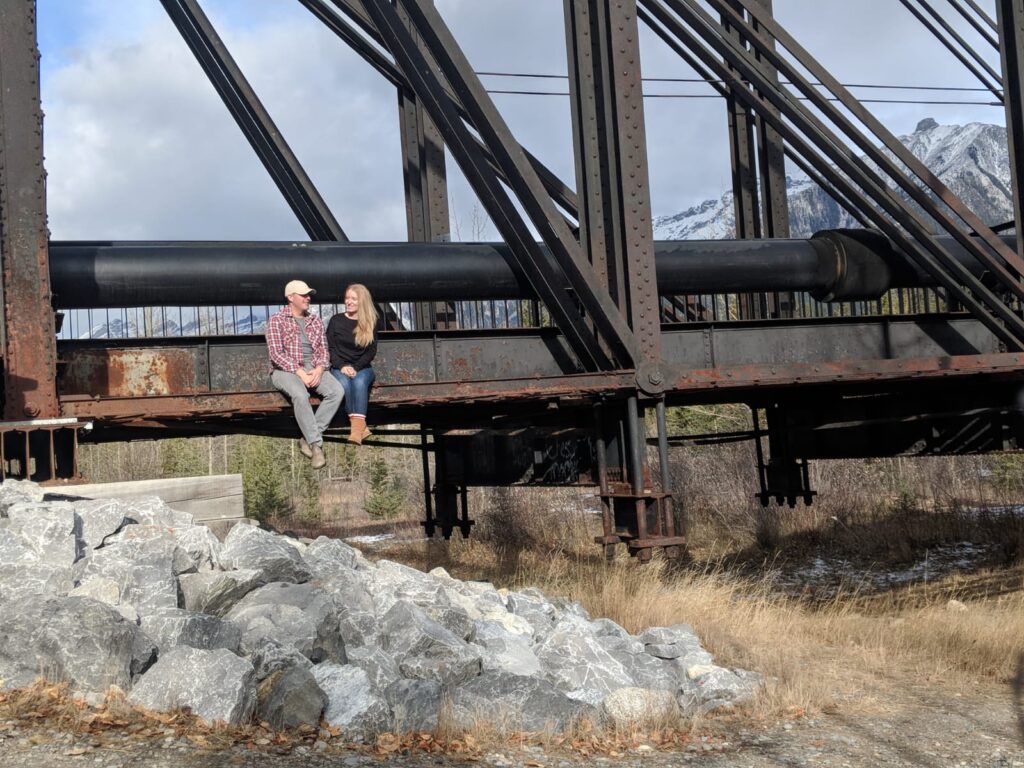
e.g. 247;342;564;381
365;453;404;518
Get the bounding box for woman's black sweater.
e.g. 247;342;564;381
326;313;381;371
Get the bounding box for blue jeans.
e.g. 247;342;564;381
330;366;375;417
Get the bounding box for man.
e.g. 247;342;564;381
266;280;343;469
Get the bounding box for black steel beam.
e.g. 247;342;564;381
158;0;347;241
997;0;1024;269
0;1;59;420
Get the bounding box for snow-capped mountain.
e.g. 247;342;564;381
653;118;1013;240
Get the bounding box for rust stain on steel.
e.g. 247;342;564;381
62;390;287;421
59;349;201;398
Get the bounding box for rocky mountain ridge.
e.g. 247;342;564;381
653;118;1013;240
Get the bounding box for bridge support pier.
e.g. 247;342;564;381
419;429;474;541
593;398;685;562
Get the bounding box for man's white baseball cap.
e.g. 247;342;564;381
284;280;316;297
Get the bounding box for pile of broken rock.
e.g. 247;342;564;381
0;479;759;738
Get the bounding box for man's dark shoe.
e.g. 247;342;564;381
298;438;313;459
311;443;327;470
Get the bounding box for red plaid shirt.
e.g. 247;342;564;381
265;307;329;373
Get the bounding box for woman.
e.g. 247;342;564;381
327;283;382;445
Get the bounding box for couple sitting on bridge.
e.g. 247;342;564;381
265;279;382;469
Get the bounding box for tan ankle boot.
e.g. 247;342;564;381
348;416;366;445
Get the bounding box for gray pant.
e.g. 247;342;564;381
270;369;344;447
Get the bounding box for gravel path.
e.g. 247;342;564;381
0;676;1020;768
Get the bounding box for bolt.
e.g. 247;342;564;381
648;370;663;386
23;405;39;418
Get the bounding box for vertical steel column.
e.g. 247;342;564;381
998;0;1024;266
396;1;452;330
723;1;763;320
724;2;761;242
0;1;59;421
749;0;792;317
563;0;662;365
749;1;788;235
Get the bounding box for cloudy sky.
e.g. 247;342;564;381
37;0;1005;242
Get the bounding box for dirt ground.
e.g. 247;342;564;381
0;670;1020;768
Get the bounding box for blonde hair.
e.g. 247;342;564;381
346;283;378;347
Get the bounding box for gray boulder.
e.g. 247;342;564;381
639;624;703;660
536;623;634;704
140;609;242;653
174;526;222;571
347;645;401;691
120;496;194;529
450;671;596;733
0;561;73;601
381;601;481;686
0;529;73;600
471;620;541;676
601;687;680;728
6;502;82;567
225;582;345;663
69;498;130;549
220;524;311;584
0;595;155;693
0;480;44;515
128;646;256;726
681;665;761;713
179;569;261;616
249;637;313;681
313;663;391;740
75;537;187;617
371;561;474;639
68;577;137;622
109;524;220;573
505;590;557;638
303;536;364;580
614;649;680;693
257;665;327;731
592;619;645;655
384;679;443;734
313;569;378;650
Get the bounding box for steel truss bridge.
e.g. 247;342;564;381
3;0;1024;558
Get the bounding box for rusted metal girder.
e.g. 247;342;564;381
0;0;59;421
394;0;454;332
54;314;1014;424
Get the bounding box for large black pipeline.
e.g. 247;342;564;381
48;231;1014;308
